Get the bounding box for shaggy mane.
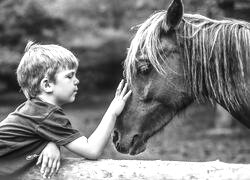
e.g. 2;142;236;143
125;11;250;110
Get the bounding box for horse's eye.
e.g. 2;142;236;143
137;63;152;75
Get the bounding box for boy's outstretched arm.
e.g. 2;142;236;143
36;142;61;178
65;80;131;159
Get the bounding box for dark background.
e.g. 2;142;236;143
1;0;250;163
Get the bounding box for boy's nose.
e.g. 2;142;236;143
74;78;80;85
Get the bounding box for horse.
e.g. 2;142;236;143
112;0;250;155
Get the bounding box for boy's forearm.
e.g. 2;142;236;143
87;109;116;157
65;110;117;159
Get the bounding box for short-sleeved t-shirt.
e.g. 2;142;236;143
0;98;81;177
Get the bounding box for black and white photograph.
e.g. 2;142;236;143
1;0;250;179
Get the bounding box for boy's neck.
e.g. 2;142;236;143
37;94;60;107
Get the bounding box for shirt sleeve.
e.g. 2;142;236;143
36;109;81;146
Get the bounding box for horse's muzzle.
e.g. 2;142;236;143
112;130;147;155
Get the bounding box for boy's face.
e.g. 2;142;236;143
52;68;79;106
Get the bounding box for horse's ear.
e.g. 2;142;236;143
166;0;183;29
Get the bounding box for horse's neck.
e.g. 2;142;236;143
179;17;250;127
217;89;250;128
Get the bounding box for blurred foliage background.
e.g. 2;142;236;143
1;0;250;162
1;0;249;93
0;0;224;93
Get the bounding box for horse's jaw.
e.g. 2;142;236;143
128;118;173;155
129;142;147;155
114;106;177;156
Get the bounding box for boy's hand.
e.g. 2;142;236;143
108;79;132;117
36;142;61;179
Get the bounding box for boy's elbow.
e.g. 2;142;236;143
86;155;98;160
85;141;103;159
85;150;102;160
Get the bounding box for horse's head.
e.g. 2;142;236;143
113;0;194;155
113;0;250;155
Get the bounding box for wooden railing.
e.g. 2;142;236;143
19;158;250;180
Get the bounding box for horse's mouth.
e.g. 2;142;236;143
129;143;147;155
115;138;147;155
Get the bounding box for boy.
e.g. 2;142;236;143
0;41;131;178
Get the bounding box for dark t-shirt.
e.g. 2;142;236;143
0;98;81;177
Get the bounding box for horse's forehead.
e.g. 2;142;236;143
135;39;178;60
160;35;179;51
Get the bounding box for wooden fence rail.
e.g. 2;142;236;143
19;158;250;180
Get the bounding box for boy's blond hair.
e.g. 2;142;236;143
17;41;79;99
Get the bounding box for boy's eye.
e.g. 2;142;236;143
66;74;73;78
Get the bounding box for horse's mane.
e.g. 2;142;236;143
125;11;250;110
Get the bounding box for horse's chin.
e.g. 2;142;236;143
115;140;147;155
129;143;147;155
126;138;148;155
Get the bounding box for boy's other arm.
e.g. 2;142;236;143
36;142;61;178
65;80;131;159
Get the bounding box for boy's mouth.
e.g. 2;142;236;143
73;88;78;93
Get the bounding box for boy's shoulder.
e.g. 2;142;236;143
0;99;62;126
16;98;62;118
2;98;63;126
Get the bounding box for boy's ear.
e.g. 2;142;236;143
40;78;53;93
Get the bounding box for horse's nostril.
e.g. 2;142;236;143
131;134;140;147
116;142;120;147
112;130;119;144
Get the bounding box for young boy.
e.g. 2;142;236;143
0;41;131;178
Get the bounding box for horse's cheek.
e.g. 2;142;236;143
118;95;142;129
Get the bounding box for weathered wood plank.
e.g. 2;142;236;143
19;158;250;180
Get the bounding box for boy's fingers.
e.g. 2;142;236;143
47;158;53;169
40;156;48;173
120;83;128;97
44;159;52;179
36;154;42;165
43;167;50;179
115;79;124;96
123;90;132;101
48;161;57;178
56;161;60;173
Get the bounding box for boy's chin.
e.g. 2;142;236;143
69;96;76;103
